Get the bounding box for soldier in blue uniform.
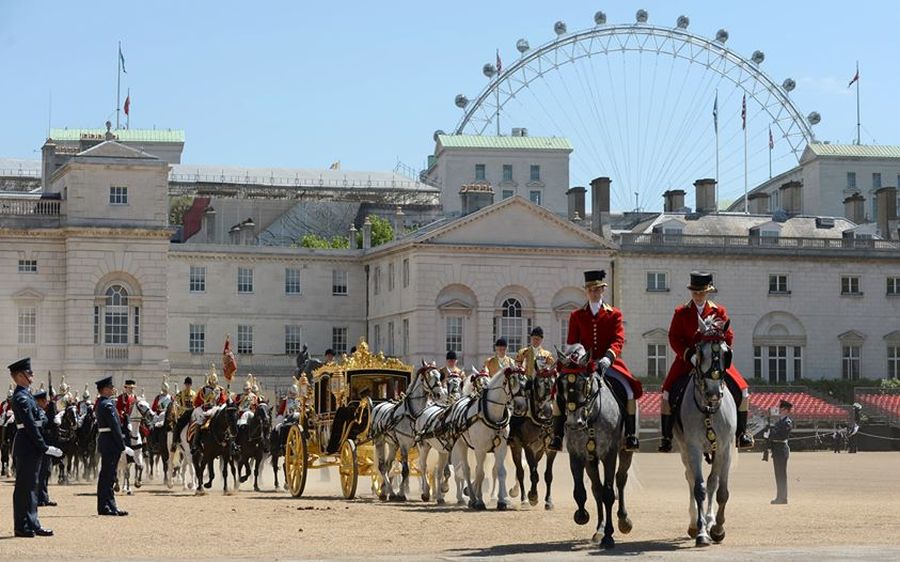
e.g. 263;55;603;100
768;399;793;505
33;389;57;507
8;357;62;537
95;376;134;516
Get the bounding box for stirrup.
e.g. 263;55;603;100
737;433;755;449
657;437;673;453
624;435;639;452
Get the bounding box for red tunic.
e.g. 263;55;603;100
567;303;643;399
115;394;136;424
662;300;748;392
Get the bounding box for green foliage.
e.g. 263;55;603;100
298;234;350;249
168;195;194;226
369;215;394;246
881;377;900;390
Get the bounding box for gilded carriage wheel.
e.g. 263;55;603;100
285;425;308;498
339;439;359;499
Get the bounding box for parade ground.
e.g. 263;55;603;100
1;450;898;561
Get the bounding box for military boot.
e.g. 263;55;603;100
548;415;566;452
624;399;639;452
658;400;674;452
736;409;754;449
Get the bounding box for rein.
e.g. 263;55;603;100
689;341;727;462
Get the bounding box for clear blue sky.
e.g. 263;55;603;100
1;1;898;203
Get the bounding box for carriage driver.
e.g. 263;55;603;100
485;338;516;374
658;271;754;453
516;326;555;378
549;270;643;452
151;375;173;415
236;374;260;428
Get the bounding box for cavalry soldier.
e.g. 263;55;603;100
173;376;196;418
33;389;57;508
236;374;260;428
516;326;555;378
95;376;133;516
274;383;302;444
76;385;93;428
8;357;62;537
484;338;516;374
116;379;138;426
151;375;173;415
658;271;754;453
53;376;73;413
551;270;643;452
189;366;227;451
768;399;793;504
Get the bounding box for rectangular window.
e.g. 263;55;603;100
189;266;206;293
17;259;37;273
475;164;486;181
529;190;542;205
285;268;302;294
647;344;667;378
133;307;140;345
237;325;253;355
759;230;780;245
374;324;382;352
446;317;463;358
332;269;348;296
373;266;381;295
109;186;128;205
753;345;762;378
847;172;857;189
768;345;787;383
841;275;861;295
501;189;514;199
17;308;36;345
887;277;900;296
402;319;409;355
93;306;100;345
793;346;803;381
842;345;861;380
646;271;668;292
402;259;409;288
388;263;395;292
769;274;789;294
387;321;395;356
105;305;128;345
872;172;882;189
237;267;254;293
560;316;570;347
285;325;302;355
332;327;348;354
189;324;205;355
530;164;541;182
502;164;513;182
888;346;900;379
662;227;683;243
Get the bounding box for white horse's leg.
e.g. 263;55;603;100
494;438;510;510
434;449;449;505
418;442;431;502
472;447;487;510
374;438;393;501
452;440;472;506
710;453;731;543
687;447;710;546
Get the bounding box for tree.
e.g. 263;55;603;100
168;195;194;226
369;215;394;246
298;234;350;249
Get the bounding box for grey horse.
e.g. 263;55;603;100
556;344;634;548
673;317;736;547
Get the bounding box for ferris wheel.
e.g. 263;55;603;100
450;10;821;212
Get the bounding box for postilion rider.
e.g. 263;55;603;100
658;271;754;453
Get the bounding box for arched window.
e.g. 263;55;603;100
104;285;129;345
497;298;526;351
93;280;142;352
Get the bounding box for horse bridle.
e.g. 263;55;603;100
478;367;525;430
528;369;556;425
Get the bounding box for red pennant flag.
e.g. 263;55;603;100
223;336;237;382
848;70;859;88
123;95;131;116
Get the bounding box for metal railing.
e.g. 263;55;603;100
0;198;61;216
168;172;430;190
619;233;900;252
0;168;40;178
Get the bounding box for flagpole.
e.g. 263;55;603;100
116;41;121;130
769;127;773;179
744;120;749;214
714;90;719;214
855;61;861;145
126;88;130;129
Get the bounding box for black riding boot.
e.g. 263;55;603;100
658;414;673;453
548;415;566;452
624;399;639;451
736;410;754;449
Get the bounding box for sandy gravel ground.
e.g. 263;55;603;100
1;451;898;561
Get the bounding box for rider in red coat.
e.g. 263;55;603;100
658;271;754;452
550;270;642;452
115;380;137;426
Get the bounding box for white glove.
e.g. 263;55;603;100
124;446;135;458
597;357;612;374
46;446;63;458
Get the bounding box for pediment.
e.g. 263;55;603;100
437;298;474;311
77;140;158;160
12;288;45;302
838;330;866;342
420;196;614;250
884;330;900;343
642;328;669;339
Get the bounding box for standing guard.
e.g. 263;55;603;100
33;389;57;507
484;338;516;374
8;357;61;537
515;326;555;378
95;376;133;516
768;400;793;504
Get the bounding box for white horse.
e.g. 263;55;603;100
414;370;469;504
116;397;146;495
449;365;526;511
370;361;446;501
674;317;737;547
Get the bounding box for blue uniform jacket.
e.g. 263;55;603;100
96;396;126;455
11;386;48;457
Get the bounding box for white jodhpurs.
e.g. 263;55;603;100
237;410;255;426
604;367;634;400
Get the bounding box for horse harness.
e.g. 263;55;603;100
375;367;443;446
691;341;726;463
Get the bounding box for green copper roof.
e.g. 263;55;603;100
49;128;185;143
437;134;572;151
805;143;900;159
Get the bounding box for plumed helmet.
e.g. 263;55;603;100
206;363;218;386
161;375;170;393
82;384;91;400
244;378;253;391
288;384;298;397
58;376;69;394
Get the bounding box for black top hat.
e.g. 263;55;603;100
494;338;508;348
7;357;32;375
583;270;608;288
687;271;716;292
325;349;336;356
530;326;544;338
184;376;193;385
32;389;48;400
96;376;114;391
446;350;458;361
123;379;136;387
779;399;793;410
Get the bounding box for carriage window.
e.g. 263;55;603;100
842;345;861;380
647;344;666;378
497;298;525;351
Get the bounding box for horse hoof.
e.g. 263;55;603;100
687;526;699;539
114;484;120;493
379;493;388;502
544;500;554;511
527;491;538;506
600;535;616;549
710;525;725;543
421;493;430;502
496;502;508;511
696;534;711;547
126;490;133;496
509;486;519;498
618;516;633;534
254;485;260;492
436;498;446;506
440;482;449;494
574;509;590;525
134;482;142;489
